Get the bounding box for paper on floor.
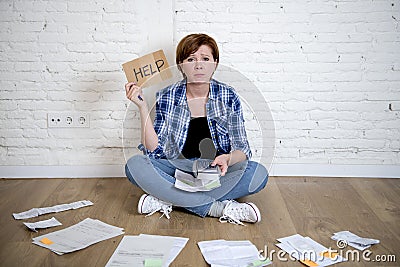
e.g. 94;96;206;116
276;234;347;266
13;200;93;220
23;217;62;232
139;234;189;267
105;234;188;267
32;218;124;255
331;231;379;251
198;239;271;267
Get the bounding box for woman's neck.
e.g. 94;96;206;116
186;82;209;100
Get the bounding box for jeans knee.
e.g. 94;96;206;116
248;161;269;193
258;163;269;181
125;154;148;186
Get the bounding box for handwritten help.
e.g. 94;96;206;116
122;50;172;87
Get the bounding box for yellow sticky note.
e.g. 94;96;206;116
300;259;319;266
320;251;339;259
40;237;54;245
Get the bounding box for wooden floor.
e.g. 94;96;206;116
0;177;398;266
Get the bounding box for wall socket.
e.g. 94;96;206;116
47;112;90;128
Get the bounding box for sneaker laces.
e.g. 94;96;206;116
219;200;248;226
144;197;172;219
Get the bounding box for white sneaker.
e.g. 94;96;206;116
137;194;172;219
219;200;261;226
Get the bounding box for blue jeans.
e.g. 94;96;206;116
125;155;268;217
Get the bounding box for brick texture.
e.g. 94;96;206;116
0;0;399;168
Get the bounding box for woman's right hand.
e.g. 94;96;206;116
125;82;146;108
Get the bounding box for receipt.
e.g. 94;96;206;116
13;200;93;220
23;217;62;232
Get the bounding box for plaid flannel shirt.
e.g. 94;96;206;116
146;79;252;160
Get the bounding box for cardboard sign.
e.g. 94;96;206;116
122;50;172;87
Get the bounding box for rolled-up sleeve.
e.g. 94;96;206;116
228;94;252;159
147;93;167;158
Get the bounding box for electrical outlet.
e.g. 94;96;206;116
47;112;90;128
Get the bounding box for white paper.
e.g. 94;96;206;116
331;231;379;251
139;234;189;267
13;208;40;220
277;234;321;255
32;218;124;255
13;200;93;220
198;239;270;267
105;235;176;267
23;217;62;232
276;234;347;266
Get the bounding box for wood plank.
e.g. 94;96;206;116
0;178;65;257
276;177;400;266
0;177;399;267
349;178;400;236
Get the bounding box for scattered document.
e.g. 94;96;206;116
331;231;379;251
174;169;220;192
139;234;189;267
105;234;188;267
13;200;93;220
276;234;347;266
105;236;170;267
23;217;62;232
32;218;124;255
198;239;271;267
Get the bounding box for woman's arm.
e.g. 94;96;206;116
210;85;251;175
125;82;158;151
212;150;246;176
227;150;246;166
138;105;158;151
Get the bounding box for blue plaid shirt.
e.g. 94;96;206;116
146;79;252;160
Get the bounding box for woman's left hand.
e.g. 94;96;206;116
212;154;230;176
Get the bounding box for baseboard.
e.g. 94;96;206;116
268;163;400;178
0;165;126;178
0;164;399;179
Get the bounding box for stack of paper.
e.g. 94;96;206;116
174;169;221;192
198;240;271;267
276;234;347;266
331;231;379;250
32;218;124;255
13;200;93;220
105;234;188;267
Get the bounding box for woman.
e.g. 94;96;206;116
125;33;268;225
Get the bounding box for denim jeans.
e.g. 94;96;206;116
125;155;268;217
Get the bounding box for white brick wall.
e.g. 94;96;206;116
0;0;399;177
175;0;400;167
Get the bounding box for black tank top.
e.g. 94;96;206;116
180;117;216;159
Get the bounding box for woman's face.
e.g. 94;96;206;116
181;44;217;84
